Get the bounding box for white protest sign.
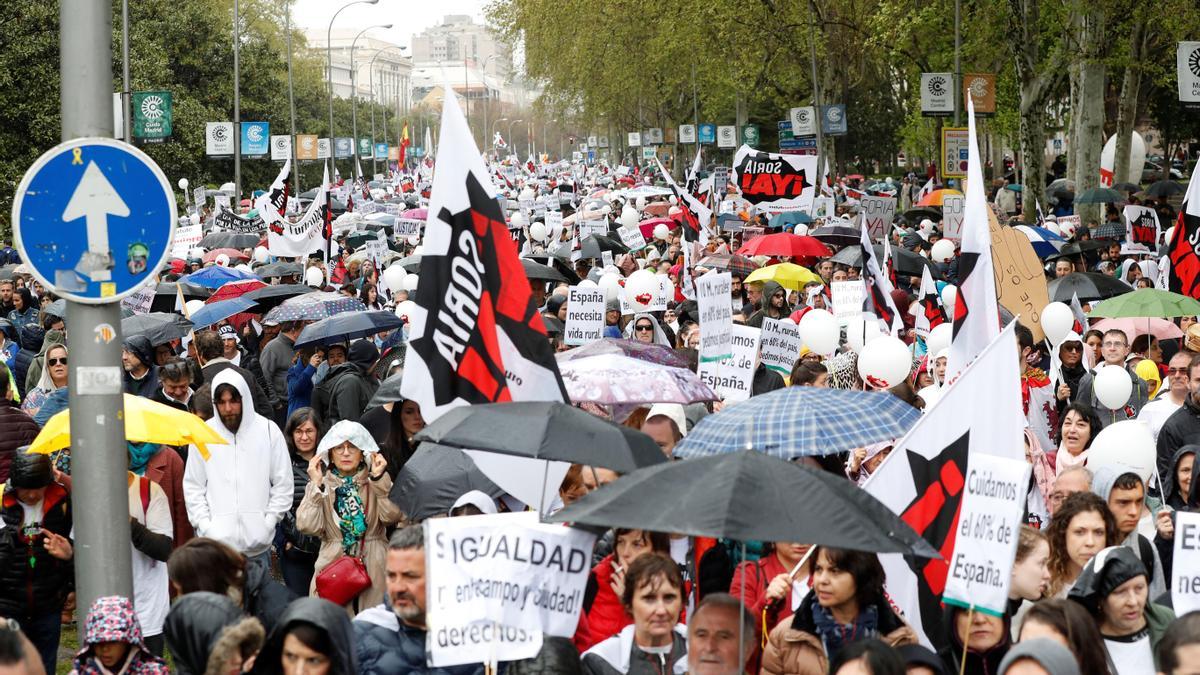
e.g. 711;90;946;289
860;196;896;240
1056;214;1082;235
120;284;156;315
812;196;836;219
214;193;231;211
545;211;564;236
425;512;596;667
655;275;673;312
365;236;387;267
600;250;614;269
760;318;803;375
395;218;423;238
941;195;965;240
831;280;864;325
616;224;647;251
580;220;608;239
172;224;203;259
697;323;760;402
942;453;1030;616
542;194;560;211
695;272;733;363
564;286;605;346
1172;511;1200;615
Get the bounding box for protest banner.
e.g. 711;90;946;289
831;280;864;325
760;318;803;374
564;286;605;346
1123;205;1160;251
579;220;608;239
695;272;733;362
990;209;1050;341
941;195;965;240
1173;511;1200;615
860;196;896;240
697;324;760;402
1056;214;1081;234
425;512;596;667
395;218;423;238
616;224;647;251
172;224;202;259
731;145;818;215
942;453;1030;616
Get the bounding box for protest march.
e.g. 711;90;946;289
3;3;1200;675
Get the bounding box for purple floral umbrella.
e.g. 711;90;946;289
558;354;717;405
557;337;689;368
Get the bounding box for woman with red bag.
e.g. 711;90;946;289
297;420;403;615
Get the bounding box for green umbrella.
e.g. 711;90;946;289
1088;288;1200;319
1074;187;1125;204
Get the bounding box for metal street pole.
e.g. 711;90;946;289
369;62;377;177
233;0;241;207
508;119;522;157
121;0;131;143
286;0;300;193
807;0;825;190
327;0;378;177
60;0;133;612
953;0;961;127
350;24;392;183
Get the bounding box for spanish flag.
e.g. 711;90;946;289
399;122;411;165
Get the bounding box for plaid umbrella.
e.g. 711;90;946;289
264;291;366;322
557;337;689;368
696;253;760;278
673;386;922;459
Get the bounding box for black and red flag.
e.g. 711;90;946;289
1168;169;1200;298
913;265;947;337
858;220;904;336
255;158;290;219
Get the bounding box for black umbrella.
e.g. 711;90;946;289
1048;272;1133;302
902;207;941;223
1074;187;1124;205
346;231;381;249
578;234;629;259
1045;239;1109;262
521;258;568;283
1145;180;1185;199
294;310;404;348
200;232;260;250
414;401;668;474
255;262;303;279
830;244;942;279
548;450;939;558
1111;182;1141;193
389;442;506;521
522;254;581;284
367;372;404;409
394;255;422;273
121;312;194;345
149;282;211;313
809;225;859;247
243;283;310;311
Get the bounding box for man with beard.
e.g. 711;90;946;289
353;525;486;674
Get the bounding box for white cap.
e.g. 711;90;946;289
647;403;688;438
451;490;498;516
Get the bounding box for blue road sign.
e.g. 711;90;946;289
698;124;716;144
12;138;177;303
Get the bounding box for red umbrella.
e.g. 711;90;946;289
738;233;832;259
206;279;267;331
202;248;250;264
642;202;671;217
638;217;677;239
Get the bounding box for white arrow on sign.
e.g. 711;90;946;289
62;161;128;282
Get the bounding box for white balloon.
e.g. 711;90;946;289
1041;302;1075;345
214;253;229;267
653;223;671;241
792;224;809;237
1043;222;1061;237
619;205;640;229
1099;132;1147;187
931;239;956;263
510;211;528;228
925;323;953;357
1058;219;1077;238
1164;226;1176;245
623;269;659;311
382;264;407;292
184;299;206;316
402;274;419;292
940;284;957;311
529;221;549;242
598;272;622;303
856;335;913;390
253;246;269;264
304;266;324;288
577;279;599;289
797;308;839;355
1094;364;1133;411
1088;420;1157;486
234;264;253;274
845;315;883;354
635;196;647;211
394;300;417;324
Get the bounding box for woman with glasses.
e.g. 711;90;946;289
277;408;324;597
623;313;671;347
296;420;403;615
20;343;66;419
1053;333;1087;410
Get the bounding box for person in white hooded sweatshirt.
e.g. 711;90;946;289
183;368;292;561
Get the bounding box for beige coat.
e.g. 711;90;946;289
759;595;917;675
296;467;403;614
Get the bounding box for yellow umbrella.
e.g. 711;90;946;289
28;394;226;460
744;263;823;291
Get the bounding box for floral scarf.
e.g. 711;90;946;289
331;468;367;554
811;601;879;658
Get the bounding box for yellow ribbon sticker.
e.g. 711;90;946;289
71;148;83;165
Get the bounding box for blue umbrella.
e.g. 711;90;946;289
180;266;258;289
1013;225;1066;259
294;310;404;347
767;211;813;228
672;387;922;459
188;297;258;328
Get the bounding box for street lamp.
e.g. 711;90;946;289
327;0;378;175
479;54;499;156
369;46;406;177
543;118;557;161
350;23;392;182
507;119;523;158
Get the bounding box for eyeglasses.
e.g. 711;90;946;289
1168;367;1190;375
47;357;67;366
635;324;654;332
1061;344;1082;353
330;443;359;456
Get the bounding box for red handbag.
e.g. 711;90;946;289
314;553;371;606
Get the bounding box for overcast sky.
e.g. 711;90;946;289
291;0;490;51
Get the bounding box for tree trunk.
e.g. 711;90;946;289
1008;0;1066;224
1073;9;1106;226
1018;92;1050;224
1067;62;1080;183
1112;19;1147;189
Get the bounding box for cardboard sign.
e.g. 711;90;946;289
831;280;864;326
616;224;647;251
942;195;966;240
119;284;156;315
760;318;803;374
564;286;605;346
732;145;818;215
860;196;896;240
1123;205;1160;251
172;224;202;259
697;324;760;403
990;209;1050;341
942;453;1030;616
425;512;596;667
696;272;733;362
579;220;608;239
395;218;423;237
1172;511;1200;615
